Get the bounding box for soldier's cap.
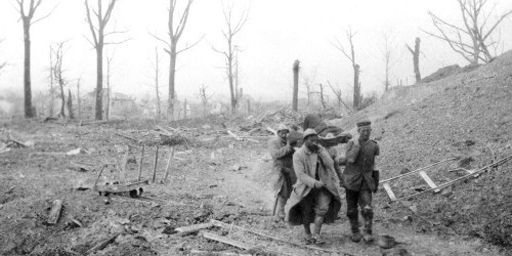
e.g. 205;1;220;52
276;124;289;132
303;128;318;139
356;120;372;128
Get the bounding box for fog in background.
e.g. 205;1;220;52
1;0;511;103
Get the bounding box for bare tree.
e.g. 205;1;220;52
198;84;213;117
67;89;74;119
406;37;422;83
424;0;512;64
318;83;327;110
153;47;162;120
50;42;66;118
327;81;351;112
213;2;249;113
152;0;200;120
14;0;53;118
76;78;81;119
292;59;300;111
382;32;396;91
105;53;114;120
85;0;123;120
333;27;361;109
47;45;55;116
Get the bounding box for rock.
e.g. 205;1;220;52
377;235;398;249
400;168;411;174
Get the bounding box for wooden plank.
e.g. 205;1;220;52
152;146;160;183
46;199;63;225
210;220;356;256
86;233;120;254
137;145;145;181
380;158;456;183
163;147;175;182
418;171;438;192
201;231;253;250
175;222;214;235
382;183;397;201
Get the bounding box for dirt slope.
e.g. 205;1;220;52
332;50;512;251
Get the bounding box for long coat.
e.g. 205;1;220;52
268;137;296;198
285;145;342;225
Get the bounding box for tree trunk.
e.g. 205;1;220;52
183;98;187;119
106;59;110;121
23;20;34;118
413;37;421;82
168;44;177;120
353;64;360;109
49;46;55;117
67;89;74;119
59;78;65;117
95;46;103;120
319;83;326;110
247;99;251;114
76;80;81;119
292;60;299;112
228;52;236;113
155;48;161;120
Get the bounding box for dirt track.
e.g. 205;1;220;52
0;120;508;255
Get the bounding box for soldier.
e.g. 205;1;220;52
269;124;297;220
286;129;342;244
341;120;380;243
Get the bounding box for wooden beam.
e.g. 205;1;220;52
137;145;145;181
175;222;214;236
201;231;253;250
418;171;439;192
152;146;160;183
382;182;397;201
46;199;63;225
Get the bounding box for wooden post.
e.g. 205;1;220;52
163;147;175;182
152;146;159;183
137;145;145;181
292;60;300;112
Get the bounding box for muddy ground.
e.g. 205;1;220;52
1;118;509;256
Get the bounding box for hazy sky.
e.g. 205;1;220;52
1;0;511;103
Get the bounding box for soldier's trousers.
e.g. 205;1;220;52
345;189;373;234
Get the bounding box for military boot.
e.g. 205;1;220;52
349;218;362;243
362;207;374;243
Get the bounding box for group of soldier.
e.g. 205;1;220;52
269;114;379;245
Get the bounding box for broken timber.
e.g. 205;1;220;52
201;231;254;250
381;155;512;201
175;222;214;236
46;199;63;225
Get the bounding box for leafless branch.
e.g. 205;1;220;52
176;34;204;55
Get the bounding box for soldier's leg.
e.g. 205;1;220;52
345;189;362;242
312;188;332;244
359;189;374;242
301;191;315;244
276;195;287;219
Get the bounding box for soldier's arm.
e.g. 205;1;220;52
345;140;360;164
269;139;292;160
293;152;317;187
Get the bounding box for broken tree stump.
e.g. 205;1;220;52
46;199;63;225
163;147;175;183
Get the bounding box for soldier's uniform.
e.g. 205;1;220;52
342;121;380;242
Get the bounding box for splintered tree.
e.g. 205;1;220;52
318;83;327;110
327;81;351;112
15;0;53;118
382;32;396;91
67;89;74;119
424;0;512;64
85;0;121;120
153;47;162;120
76;78;81;119
292;60;300;111
105;53;114;120
51;42;66;118
198;84;213;117
333;27;361;109
213;2;249;113
152;0;199;120
406;37;422;83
